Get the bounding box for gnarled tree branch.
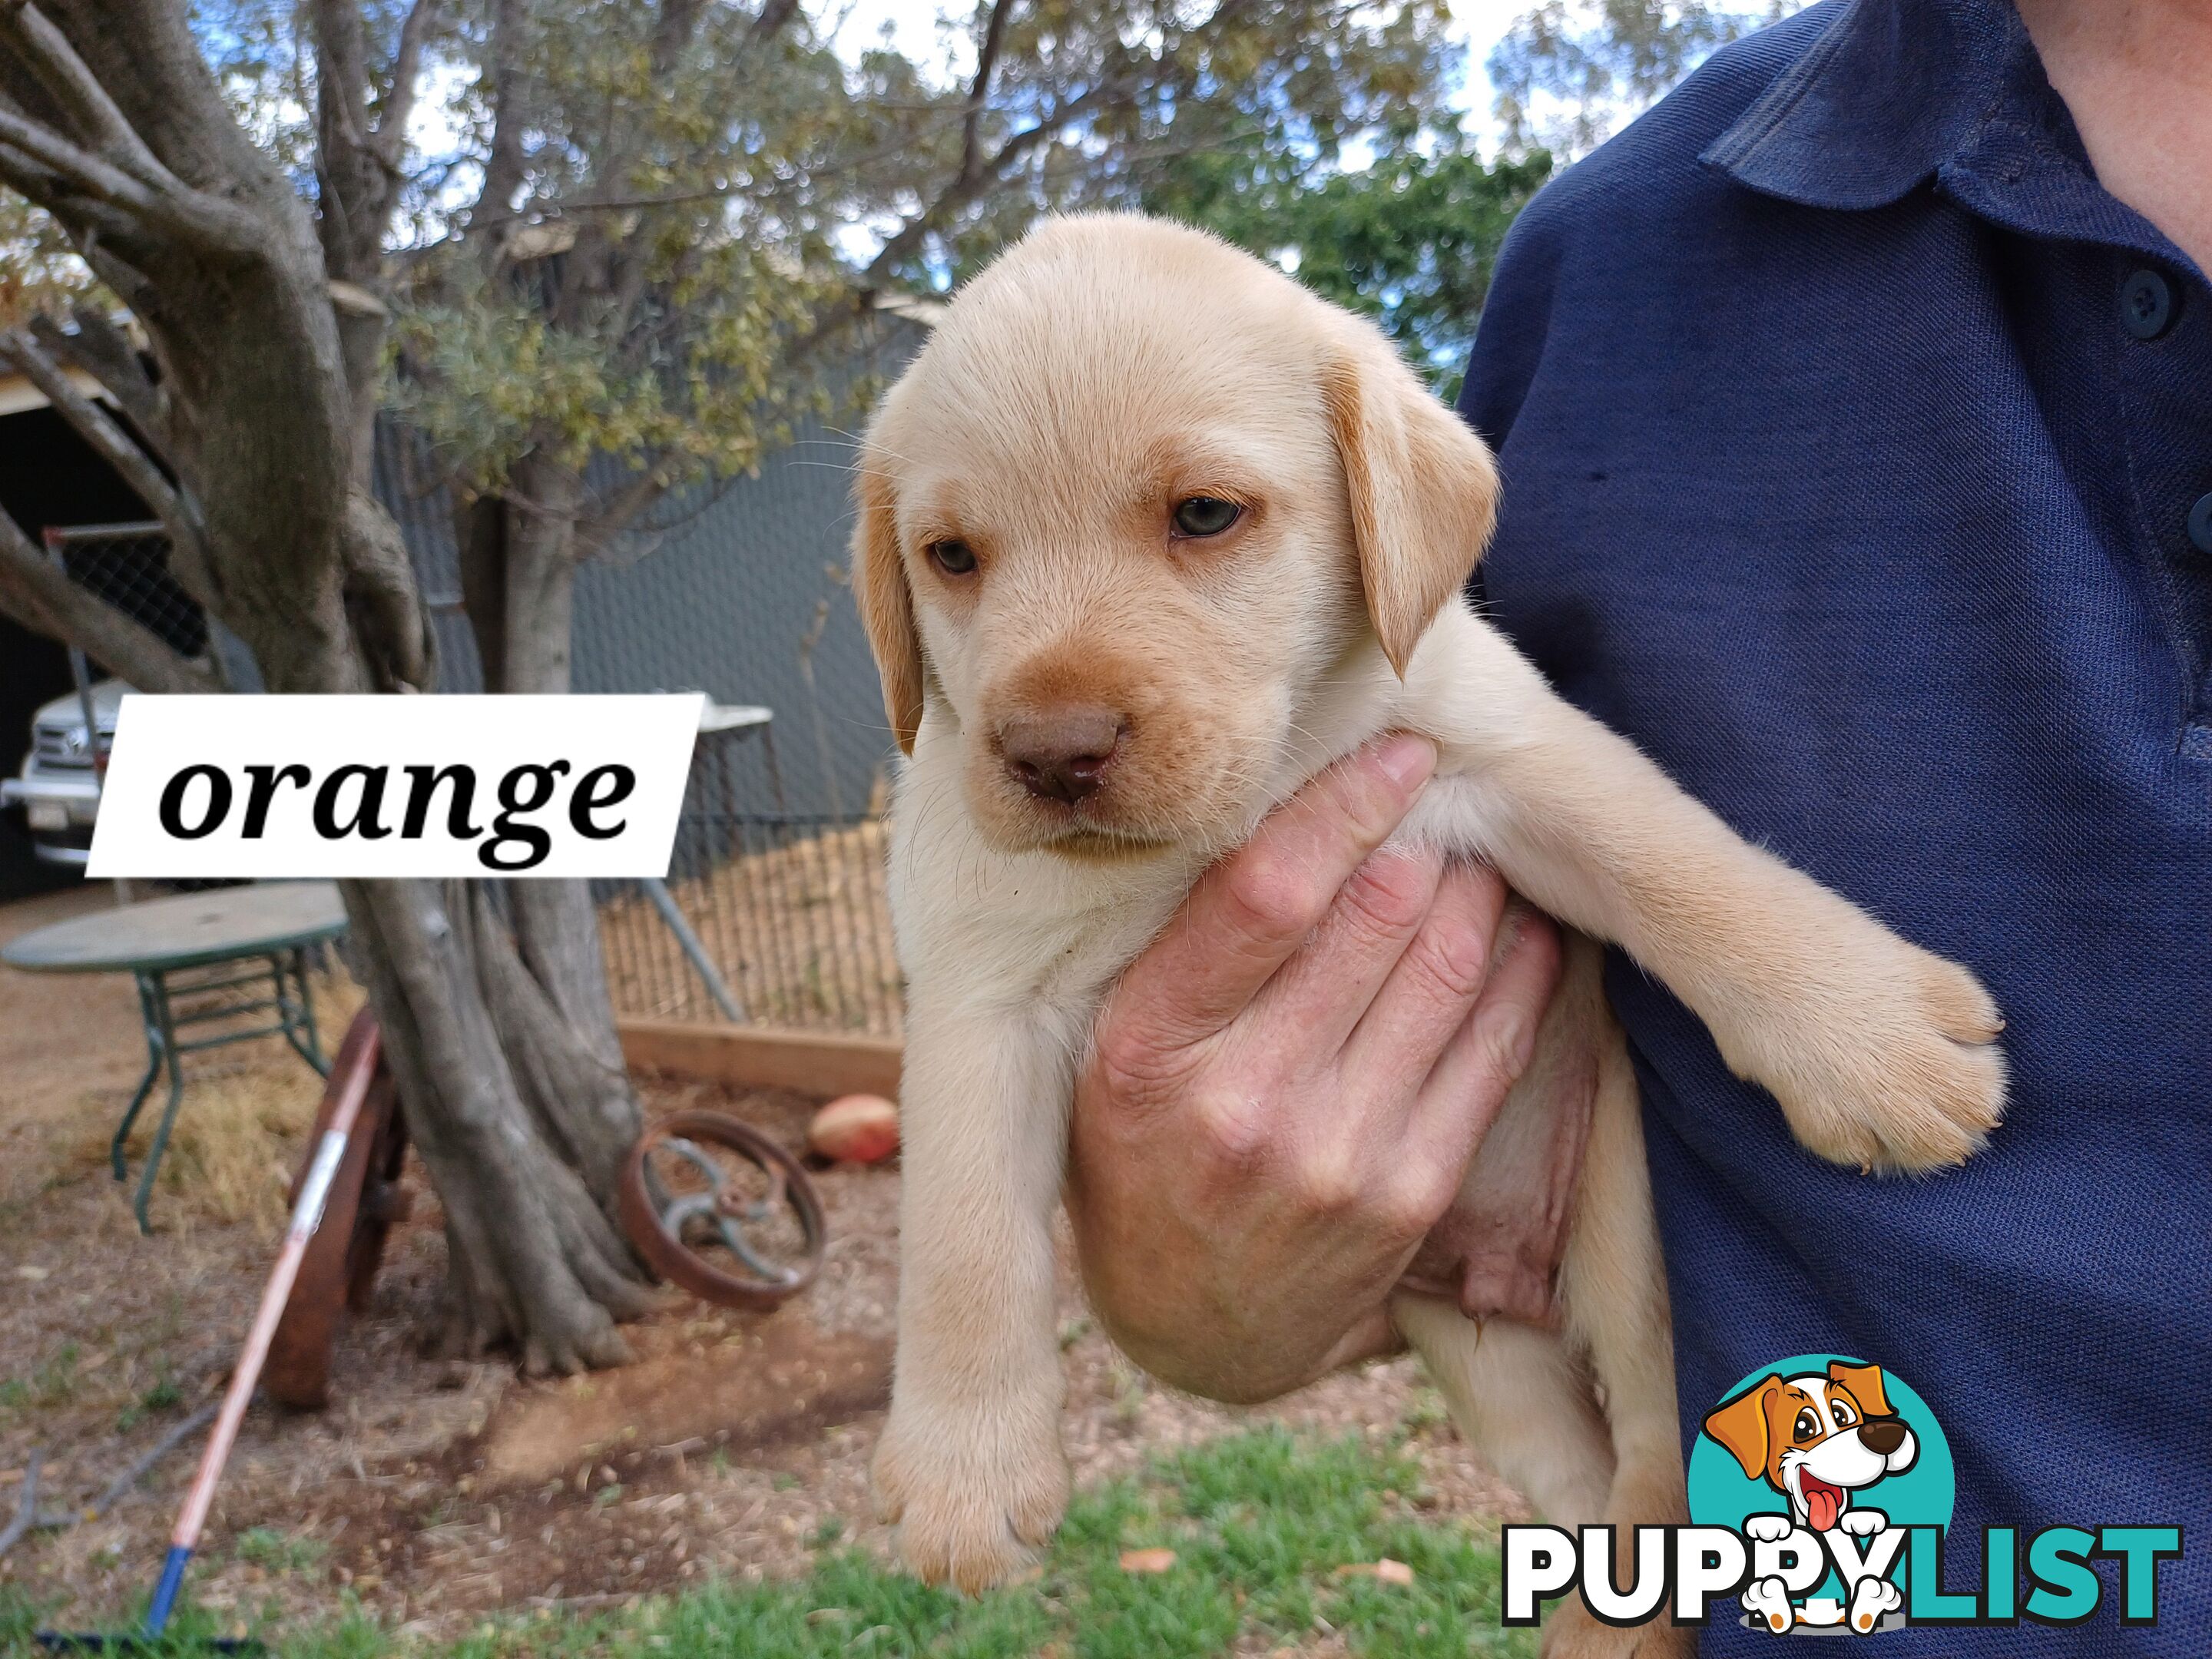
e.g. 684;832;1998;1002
377;0;438;172
340;486;435;692
0;99;258;254
957;0;1015;190
0;323;215;607
0;510;217;694
860;68;1134;286
35;306;177;466
1;0;167;187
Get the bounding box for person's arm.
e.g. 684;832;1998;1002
1064;733;1564;1403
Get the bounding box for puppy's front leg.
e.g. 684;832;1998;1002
1422;618;2005;1172
873;994;1075;1591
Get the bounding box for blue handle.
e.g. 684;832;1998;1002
145;1544;193;1636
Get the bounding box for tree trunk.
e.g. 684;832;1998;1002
308;481;658;1368
0;0;657;1374
343;879;651;1372
348;447;656;1366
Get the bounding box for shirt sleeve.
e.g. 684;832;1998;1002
1453;187;1572;454
1453;183;1575;611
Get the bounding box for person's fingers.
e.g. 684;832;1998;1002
1334;859;1511;1104
1239;841;1445;1060
1403;906;1562;1171
1098;733;1436;1061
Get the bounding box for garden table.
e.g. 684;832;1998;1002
2;881;349;1233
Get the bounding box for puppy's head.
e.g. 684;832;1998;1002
1702;1362;1919;1531
851;213;1498;856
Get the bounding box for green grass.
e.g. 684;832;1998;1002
234;1528;331;1575
0;1343;80;1416
117;1373;185;1434
0;1427;1535;1658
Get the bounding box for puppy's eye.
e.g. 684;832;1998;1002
1793;1409;1821;1442
1831;1401;1858;1428
927;538;977;575
1171;496;1242;538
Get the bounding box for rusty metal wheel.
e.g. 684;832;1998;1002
618;1110;826;1310
267;1010;410;1409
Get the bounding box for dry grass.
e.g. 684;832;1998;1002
600;820;904;1038
47;971;368;1236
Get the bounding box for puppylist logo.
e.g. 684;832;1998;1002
1502;1355;2181;1637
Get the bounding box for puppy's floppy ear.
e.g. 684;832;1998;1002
850;461;924;755
1828;1360;1896;1419
1703;1376;1783;1482
1321;335;1501;676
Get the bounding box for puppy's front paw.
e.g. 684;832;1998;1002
1847;1575;1903;1634
1740;1575;1797;1635
873;1399;1069;1593
1734;922;2005;1175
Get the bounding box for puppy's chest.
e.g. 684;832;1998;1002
894;848;1194;1010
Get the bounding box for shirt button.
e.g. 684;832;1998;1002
2190;492;2212;555
2121;269;2174;339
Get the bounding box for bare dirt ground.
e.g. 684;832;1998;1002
0;887;1523;1644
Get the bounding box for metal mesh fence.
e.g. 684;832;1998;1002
46;521;204;663
593;710;900;1035
598;813;901;1038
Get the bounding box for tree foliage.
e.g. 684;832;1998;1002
1488;0;1801;159
855;0;1470;290
1146;135;1551;396
376;0;1501;531
0;192;97;325
380;0;857;507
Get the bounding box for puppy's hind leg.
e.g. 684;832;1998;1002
1395;1297;1614;1529
1549;948;1693;1659
1390;930;1615;1532
1398;936;1690;1659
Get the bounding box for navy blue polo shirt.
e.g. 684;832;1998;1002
1460;0;2210;1651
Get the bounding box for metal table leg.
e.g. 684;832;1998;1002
111;954;333;1233
111;972;168;1184
274;950;329;1076
131;971;186;1235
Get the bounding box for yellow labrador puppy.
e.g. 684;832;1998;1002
851;213;2004;1655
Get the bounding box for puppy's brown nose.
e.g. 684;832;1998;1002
1000;708;1123;805
1859;1418;1907;1455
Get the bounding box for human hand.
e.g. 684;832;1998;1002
1065;733;1563;1403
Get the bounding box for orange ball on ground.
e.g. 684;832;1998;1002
808;1094;899;1163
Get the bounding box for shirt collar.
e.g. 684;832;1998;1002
1701;0;2010;211
1700;0;2192;267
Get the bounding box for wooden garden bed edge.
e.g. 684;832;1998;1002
618;1019;902;1098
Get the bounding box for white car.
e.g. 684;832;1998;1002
2;678;125;866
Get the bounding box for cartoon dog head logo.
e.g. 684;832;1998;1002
1702;1360;1919;1536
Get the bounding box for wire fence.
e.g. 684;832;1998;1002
45;521;206;663
598;813;902;1038
593;715;903;1037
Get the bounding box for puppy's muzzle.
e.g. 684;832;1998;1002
998;707;1124;805
1858;1417;1908;1456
